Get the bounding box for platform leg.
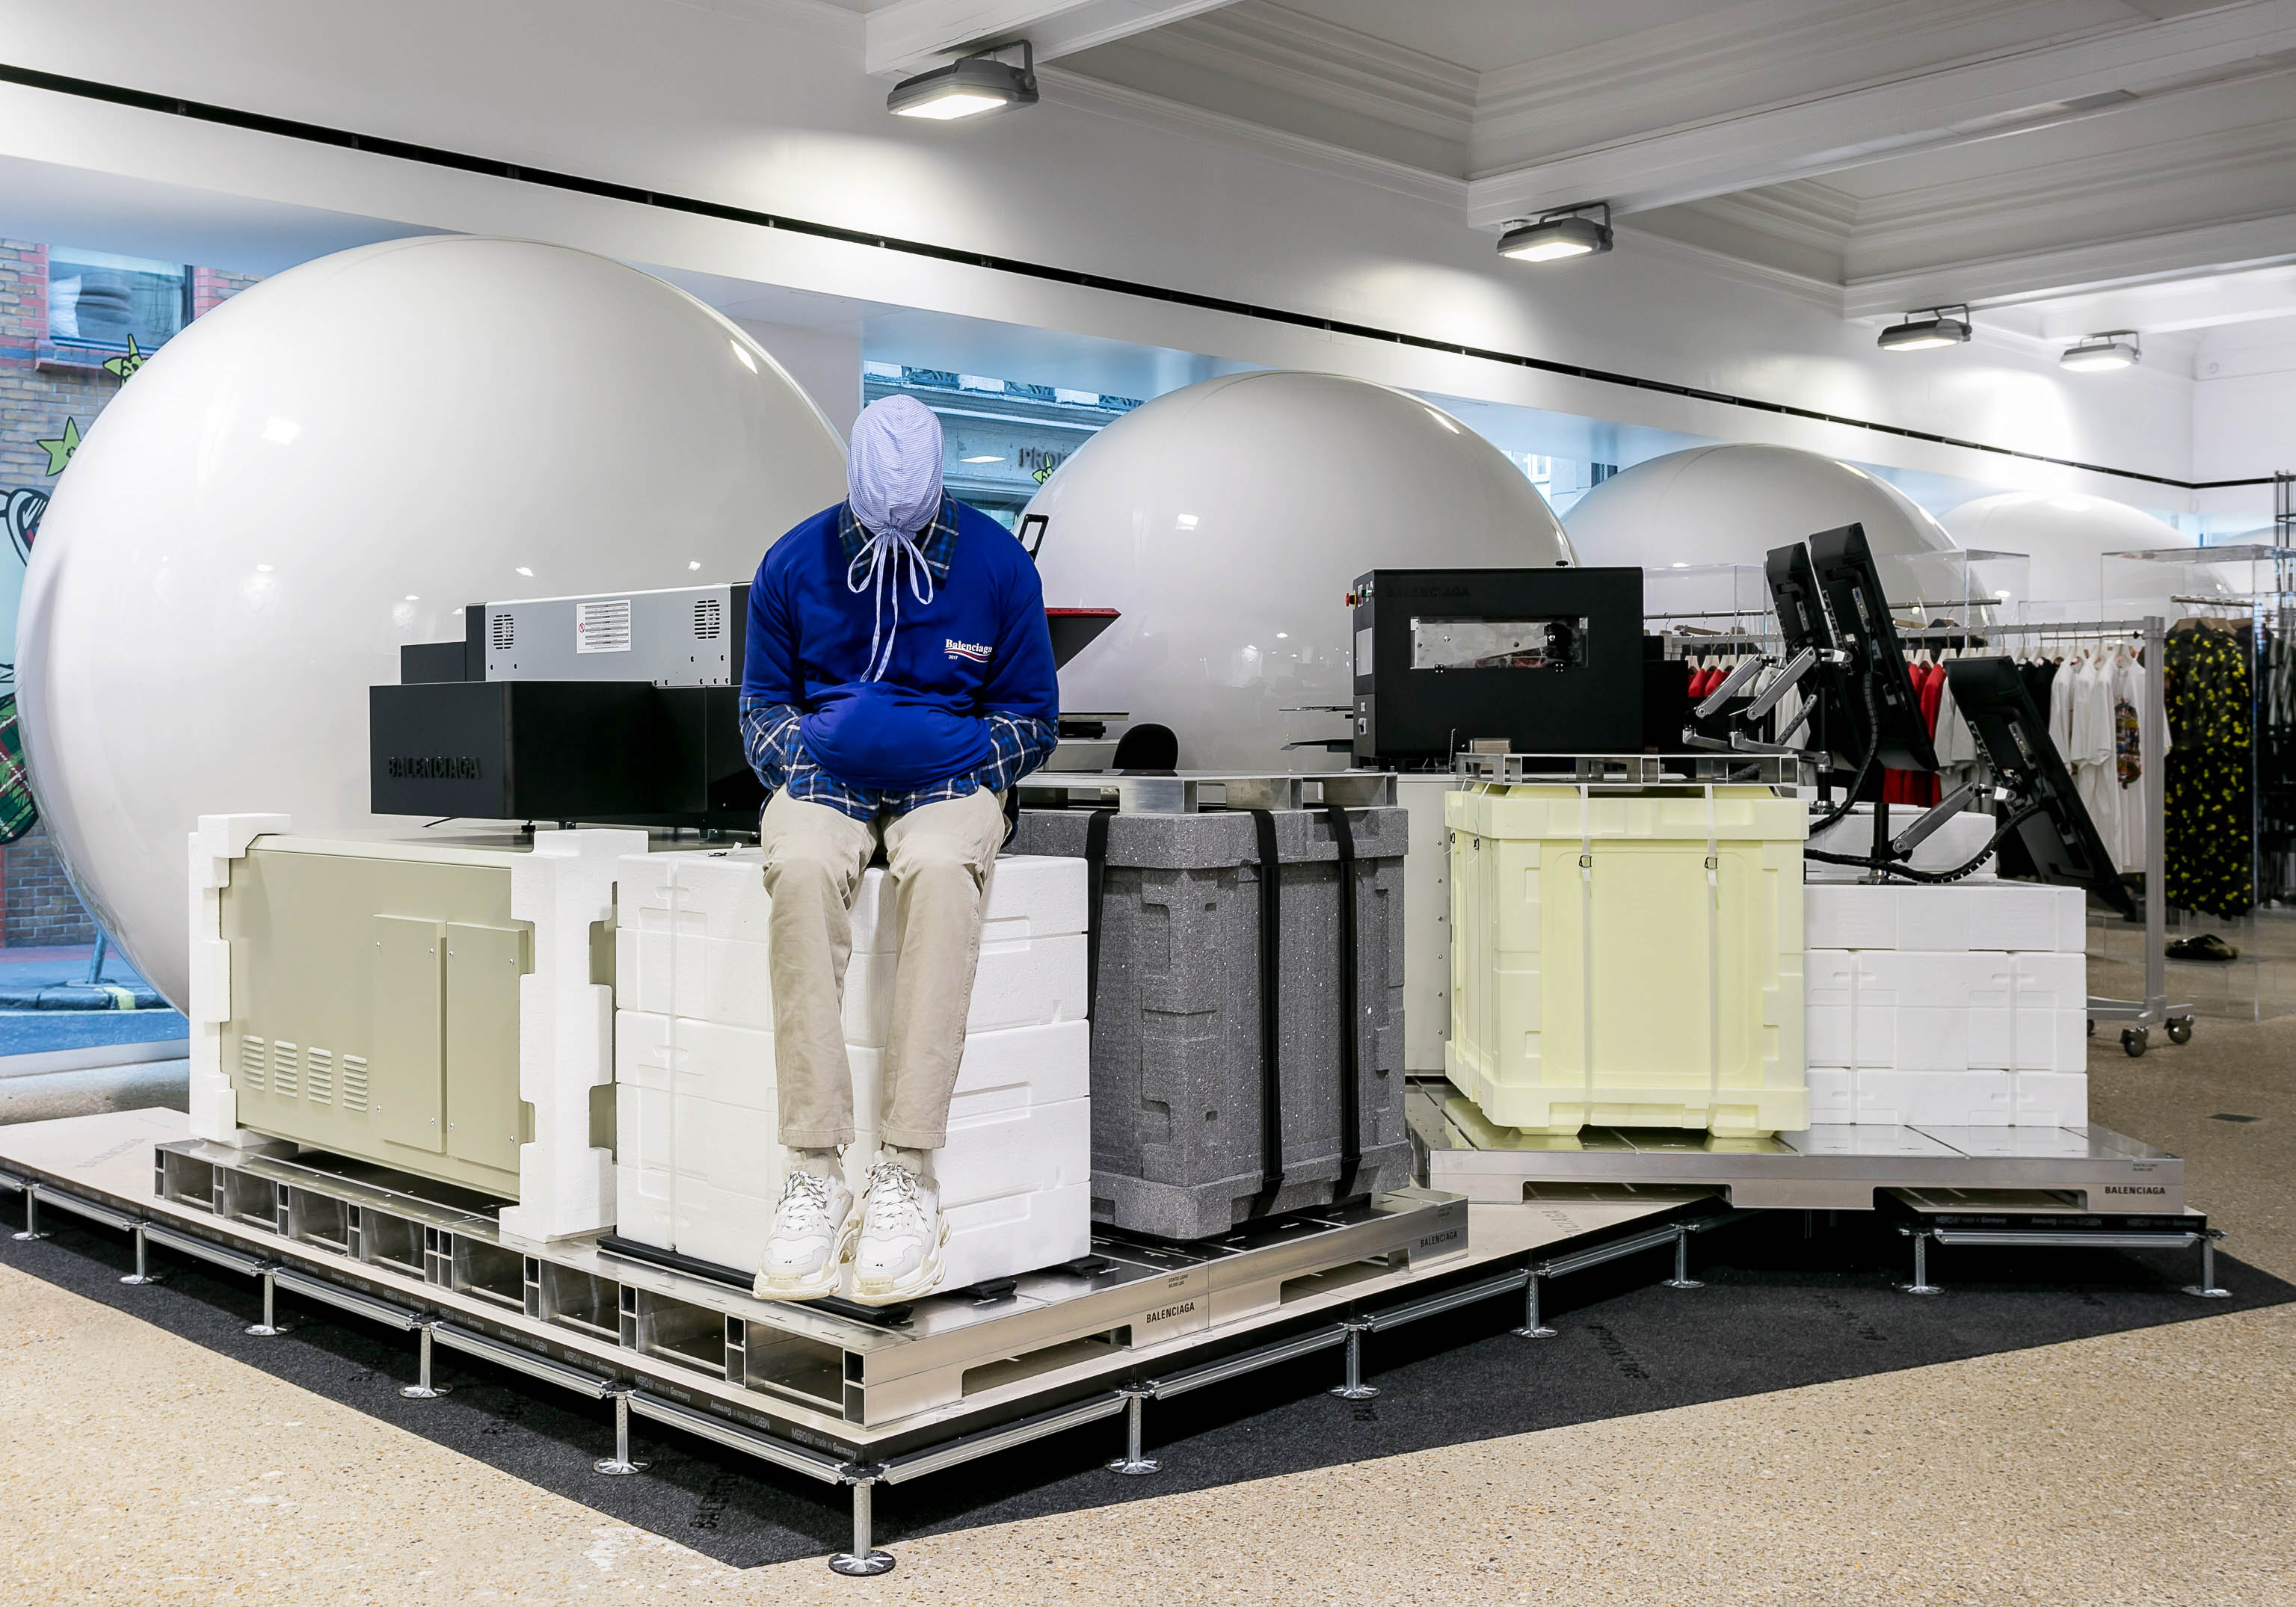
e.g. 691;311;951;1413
12;1188;48;1242
119;1224;163;1286
244;1265;292;1335
1330;1321;1379;1401
1107;1388;1161;1476
829;1475;895;1577
2185;1231;2232;1300
1661;1224;1704;1290
1900;1231;1942;1296
594;1384;647;1472
1512;1273;1557;1339
400;1318;452;1398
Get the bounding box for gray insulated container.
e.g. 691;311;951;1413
1010;806;1409;1240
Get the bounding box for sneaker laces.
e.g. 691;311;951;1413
862;1162;926;1236
776;1170;834;1233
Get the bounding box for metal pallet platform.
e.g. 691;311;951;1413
1412;1082;2185;1213
0;1107;1721;1577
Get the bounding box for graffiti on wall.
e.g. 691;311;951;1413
0;418;79;842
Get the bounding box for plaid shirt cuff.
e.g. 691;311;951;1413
976;712;1059;794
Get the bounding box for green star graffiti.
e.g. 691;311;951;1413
102;335;146;379
36;418;81;475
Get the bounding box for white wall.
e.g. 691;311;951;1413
738;318;861;442
0;0;2230;508
2193;321;2296;530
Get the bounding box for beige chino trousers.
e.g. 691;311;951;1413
759;786;1006;1152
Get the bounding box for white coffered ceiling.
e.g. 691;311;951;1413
874;0;2296;347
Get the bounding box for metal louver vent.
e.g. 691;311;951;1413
342;1055;370;1112
491;612;515;650
305;1047;333;1105
693;596;723;640
239;1036;267;1093
271;1040;300;1100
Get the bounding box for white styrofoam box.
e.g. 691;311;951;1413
1806;951;2089;1073
842;933;1087;1048
1806;807;1996;883
935;1094;1092;1208
2011;1070;2089;1128
975;855;1090;943
1853;1070;2014;1126
613;1163;674;1250
1805;1067;1853;1123
1804;883;2087;954
617;1084;779;1188
940;1180;1092;1290
668;1173;782;1272
616;1014;1086;1114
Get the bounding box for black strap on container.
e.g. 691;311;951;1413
1247;807;1287;1218
1082;806;1115;1014
1323;805;1363;1204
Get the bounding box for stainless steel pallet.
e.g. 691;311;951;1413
1450;751;1806;788
1013;769;1397;813
1880;1187;2229;1298
1412;1082;2186;1213
0;1107;1711;1578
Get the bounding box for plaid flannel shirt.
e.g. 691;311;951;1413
739;496;1059;821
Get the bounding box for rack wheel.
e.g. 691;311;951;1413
2087;1019;2096;1037
2165;1017;2194;1045
2122;1027;2148;1058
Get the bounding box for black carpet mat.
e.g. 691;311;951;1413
2;1193;2286;1569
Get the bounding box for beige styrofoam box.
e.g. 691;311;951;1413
2011;1070;2089;1128
1853;1070;2014;1126
1445;783;1808;1138
840;933;1088;1048
1804;882;2087;954
615;851;1086;956
1805;1067;1853;1124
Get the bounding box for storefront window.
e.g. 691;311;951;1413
48;247;191;352
862;363;1141;529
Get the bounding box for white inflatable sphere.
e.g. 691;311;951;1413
1027;371;1575;769
1941;490;2232;619
19;236;846;1005
1566;444;1965;620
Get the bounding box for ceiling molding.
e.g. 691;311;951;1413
1844;210;2296;316
1612;223;1847;315
864;0;1241;76
1112;2;1478;141
1463;0;2296;227
1035;64;1467;207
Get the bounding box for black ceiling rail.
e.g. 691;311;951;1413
0;58;2272;495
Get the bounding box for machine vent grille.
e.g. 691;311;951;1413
271;1040;299;1101
341;1055;369;1112
305;1047;333;1105
693;596;722;640
491;612;515;650
239;1035;267;1093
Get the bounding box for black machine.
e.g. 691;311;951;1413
1349;567;1645;763
1765;525;1937;779
1939;656;2137;916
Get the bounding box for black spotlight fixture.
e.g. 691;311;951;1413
1877;305;1974;351
1497;203;1614;263
887;41;1038;120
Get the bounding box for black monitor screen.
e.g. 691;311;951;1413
1764;539;1865;777
1942;655;2136;916
1806;522;1939;774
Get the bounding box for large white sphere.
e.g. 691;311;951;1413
1566;444;1966;621
1941;490;2233;620
19;236;846;1005
1027;371;1575;768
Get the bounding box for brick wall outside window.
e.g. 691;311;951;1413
0;238;265;946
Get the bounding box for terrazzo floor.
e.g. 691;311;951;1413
4;1012;2294;1604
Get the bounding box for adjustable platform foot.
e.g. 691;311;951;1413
12;1190;48;1242
119;1224;164;1286
1899;1230;1942;1296
1329;1321;1379;1401
1105;1389;1161;1476
244;1266;292;1336
1511;1273;1557;1339
2184;1233;2232;1300
593;1386;647;1473
1660;1224;1704;1290
828;1477;895;1577
400;1319;453;1399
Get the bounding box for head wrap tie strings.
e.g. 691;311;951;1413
842;393;946;683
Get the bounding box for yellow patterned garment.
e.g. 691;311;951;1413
2163;626;2253;919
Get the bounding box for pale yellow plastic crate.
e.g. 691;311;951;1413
1445;783;1809;1138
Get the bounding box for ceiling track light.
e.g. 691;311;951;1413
1877;304;1973;351
2060;330;2141;372
887;40;1038;120
1497;203;1613;264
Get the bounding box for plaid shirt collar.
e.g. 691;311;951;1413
838;493;960;586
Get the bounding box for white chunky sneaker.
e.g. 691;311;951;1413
753;1170;854;1301
848;1162;949;1306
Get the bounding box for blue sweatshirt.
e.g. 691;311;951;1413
741;496;1059;800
